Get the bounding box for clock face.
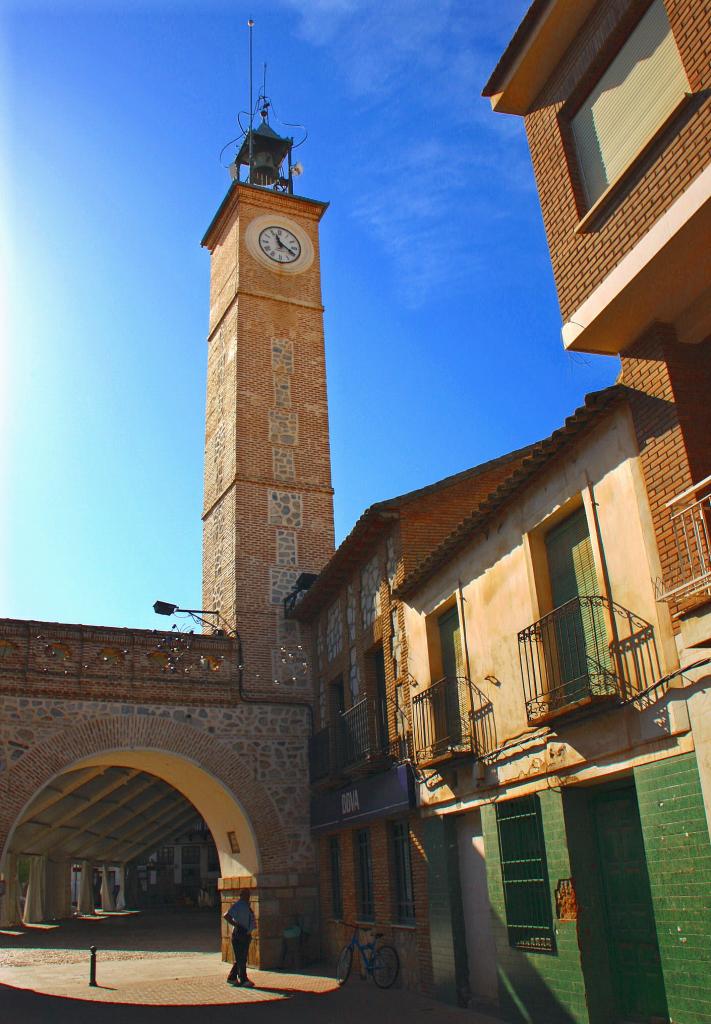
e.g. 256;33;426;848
258;226;302;264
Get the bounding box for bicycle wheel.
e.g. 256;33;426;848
336;945;353;985
372;944;399;988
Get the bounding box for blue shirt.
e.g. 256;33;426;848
228;898;256;933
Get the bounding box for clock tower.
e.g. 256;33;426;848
201;116;334;692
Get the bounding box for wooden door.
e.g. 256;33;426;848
592;786;668;1022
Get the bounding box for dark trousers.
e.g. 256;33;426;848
228;931;251;983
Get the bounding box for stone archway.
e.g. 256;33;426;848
0;714;316;966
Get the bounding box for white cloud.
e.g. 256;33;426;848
275;0;534;306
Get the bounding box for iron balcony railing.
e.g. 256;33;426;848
337;696;372;770
662;475;711;601
518;595;661;723
307;694;412;782
470;682;496;760
412;675;473;763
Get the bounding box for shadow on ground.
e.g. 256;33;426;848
0;908;221;955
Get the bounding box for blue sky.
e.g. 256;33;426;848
0;1;619;630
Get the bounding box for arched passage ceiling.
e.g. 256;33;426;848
9;766;204;864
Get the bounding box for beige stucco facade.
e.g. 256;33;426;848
402;404;707;816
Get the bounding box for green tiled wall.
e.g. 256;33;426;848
482;792;589;1024
422;815;469;1006
635;753;711;1024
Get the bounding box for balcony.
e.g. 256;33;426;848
518;595;661;723
308;694;412;785
412;675;495;766
661;476;711;604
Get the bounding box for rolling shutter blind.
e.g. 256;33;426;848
572;0;689;205
438;606;463;678
546;507;597;606
546;507;610;689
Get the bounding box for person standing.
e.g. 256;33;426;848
225;888;257;987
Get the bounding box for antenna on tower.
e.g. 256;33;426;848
220;17;308;192
247;18;255;184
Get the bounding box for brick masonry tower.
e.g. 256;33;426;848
200;128;335;692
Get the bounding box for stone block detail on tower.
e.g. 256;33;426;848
272;447;295;482
268;490;302;528
268;409;298;446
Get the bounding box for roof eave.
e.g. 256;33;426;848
482;0;598;115
396;387;627;598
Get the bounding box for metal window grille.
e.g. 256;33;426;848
391;821;415;924
329;836;343;919
496;795;555;953
355;829;374;922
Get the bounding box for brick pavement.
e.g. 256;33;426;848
0;911;505;1022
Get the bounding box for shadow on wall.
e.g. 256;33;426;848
490;908;582;1024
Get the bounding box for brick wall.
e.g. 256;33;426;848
522;0;710;321
635;752;711;1024
621;326;711;602
316;814;429;992
398;451;531;579
202;183;334;693
482;794;589;1024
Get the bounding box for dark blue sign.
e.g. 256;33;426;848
310;764;416;833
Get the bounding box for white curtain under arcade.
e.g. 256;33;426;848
0;854;21;927
23;854;47;924
78;861;95;916
100;865;115;913
115;865;126;911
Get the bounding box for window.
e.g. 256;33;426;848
391;821;415;924
496;795;555;952
181;845;201;865
389;606;400;678
355;829;374;921
207;843;219;872
571;0;689;205
438;605;464;678
329;836;343;919
544;507;610;703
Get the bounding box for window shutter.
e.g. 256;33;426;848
438;607;463;677
546;507;597;605
572;0;689;205
545;507;610;689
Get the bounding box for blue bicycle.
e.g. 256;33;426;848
336;924;399;988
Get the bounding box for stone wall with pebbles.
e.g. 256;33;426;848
0;691;314;874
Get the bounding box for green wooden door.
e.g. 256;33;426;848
545;507;610;703
592;787;668;1022
438;607;464;748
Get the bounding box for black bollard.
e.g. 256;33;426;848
89;945;97;987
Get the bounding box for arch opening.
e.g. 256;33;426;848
1;748;260;930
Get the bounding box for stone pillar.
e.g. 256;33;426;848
0;853;21;928
218;871;320;969
47;859;71;920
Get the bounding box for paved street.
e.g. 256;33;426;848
0;910;503;1023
